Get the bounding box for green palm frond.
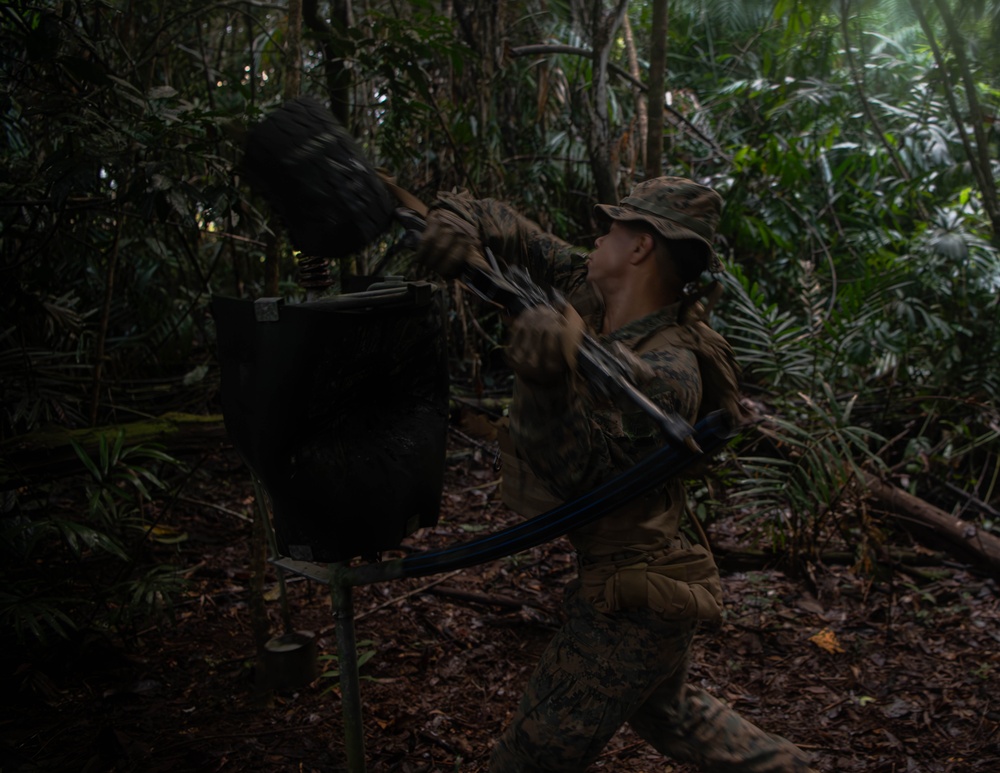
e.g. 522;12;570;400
731;384;886;554
719;268;817;392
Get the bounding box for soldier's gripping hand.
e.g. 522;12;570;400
415;206;482;279
506;305;584;386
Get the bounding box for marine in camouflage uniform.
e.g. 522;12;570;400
418;178;816;772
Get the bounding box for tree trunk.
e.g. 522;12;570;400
89;216;124;426
910;0;1000;240
263;229;281;298
929;0;1000;240
622;15;647;177
285;0;302;100
303;0;353;126
584;0;630;204
645;0;667;180
839;1;912;187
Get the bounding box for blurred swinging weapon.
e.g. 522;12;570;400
461;260;701;451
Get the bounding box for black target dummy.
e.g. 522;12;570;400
213;286;449;564
221;98;448;563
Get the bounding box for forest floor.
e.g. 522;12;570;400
2;430;999;773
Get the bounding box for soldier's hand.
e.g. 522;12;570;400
506;305;583;386
415;207;482;279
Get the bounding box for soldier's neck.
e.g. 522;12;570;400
599;280;677;335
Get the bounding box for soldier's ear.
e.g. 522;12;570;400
629;231;658;265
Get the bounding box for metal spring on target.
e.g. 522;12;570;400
297;255;334;291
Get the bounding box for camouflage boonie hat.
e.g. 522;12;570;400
595;177;724;273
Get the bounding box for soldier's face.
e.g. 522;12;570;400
586;221;642;288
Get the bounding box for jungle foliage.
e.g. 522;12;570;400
1;0;998;644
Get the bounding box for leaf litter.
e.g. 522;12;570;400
1;435;998;772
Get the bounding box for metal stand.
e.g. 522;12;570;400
331;566;366;773
271;558;368;773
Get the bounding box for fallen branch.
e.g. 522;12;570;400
713;546;953;575
863;471;1000;576
352;570;464;623
0;412;229;489
425;585;529;610
177;495;252;522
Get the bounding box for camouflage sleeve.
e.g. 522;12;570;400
510;345;702;500
430;192;705;498
430;192;587;296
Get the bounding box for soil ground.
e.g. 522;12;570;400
2;434;999;772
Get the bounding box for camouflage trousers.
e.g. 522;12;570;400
489;590;815;772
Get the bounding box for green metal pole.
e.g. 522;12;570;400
331;565;366;772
